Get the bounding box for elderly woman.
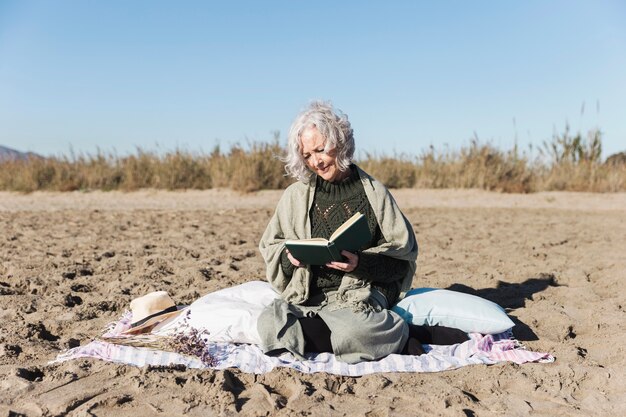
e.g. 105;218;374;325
258;101;467;363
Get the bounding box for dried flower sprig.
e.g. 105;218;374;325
102;310;219;367
164;310;219;367
165;326;218;367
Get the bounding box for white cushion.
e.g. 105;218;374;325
392;288;515;334
154;281;279;345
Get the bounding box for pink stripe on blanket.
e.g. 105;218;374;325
54;313;554;375
472;334;551;365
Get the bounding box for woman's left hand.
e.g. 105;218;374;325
326;250;359;273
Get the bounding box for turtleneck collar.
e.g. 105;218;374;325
315;164;362;201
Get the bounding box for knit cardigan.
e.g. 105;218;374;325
259;165;418;309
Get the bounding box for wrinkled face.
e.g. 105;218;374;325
300;126;346;183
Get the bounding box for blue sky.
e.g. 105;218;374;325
1;0;625;159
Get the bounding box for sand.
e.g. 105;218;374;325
1;189;625;416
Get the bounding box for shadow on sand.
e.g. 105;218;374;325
446;273;558;341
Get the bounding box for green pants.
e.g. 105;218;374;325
257;289;409;364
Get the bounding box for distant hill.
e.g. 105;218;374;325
605;151;626;167
0;145;42;161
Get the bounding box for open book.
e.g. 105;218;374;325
285;212;372;265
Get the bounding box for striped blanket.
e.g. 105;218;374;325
54;312;553;376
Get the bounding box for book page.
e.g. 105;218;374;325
329;212;363;242
285;238;328;246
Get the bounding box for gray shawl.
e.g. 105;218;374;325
259;166;418;308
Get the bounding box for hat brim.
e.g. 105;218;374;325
122;308;185;335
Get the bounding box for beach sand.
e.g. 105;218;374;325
1;189;625;416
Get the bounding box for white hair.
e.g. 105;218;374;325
283;101;355;183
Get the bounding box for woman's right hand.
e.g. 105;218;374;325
285;249;305;268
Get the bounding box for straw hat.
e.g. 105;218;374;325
123;291;183;334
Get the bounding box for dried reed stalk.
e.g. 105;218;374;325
100;323;219;367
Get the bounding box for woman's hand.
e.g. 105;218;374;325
285;249;305;268
326;250;359;273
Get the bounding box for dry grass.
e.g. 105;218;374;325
1;128;624;193
0;141;293;193
356;126;624;193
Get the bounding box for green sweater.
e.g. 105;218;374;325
281;165;410;305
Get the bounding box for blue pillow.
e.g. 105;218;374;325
392;288;515;334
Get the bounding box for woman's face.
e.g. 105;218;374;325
300;126;347;183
